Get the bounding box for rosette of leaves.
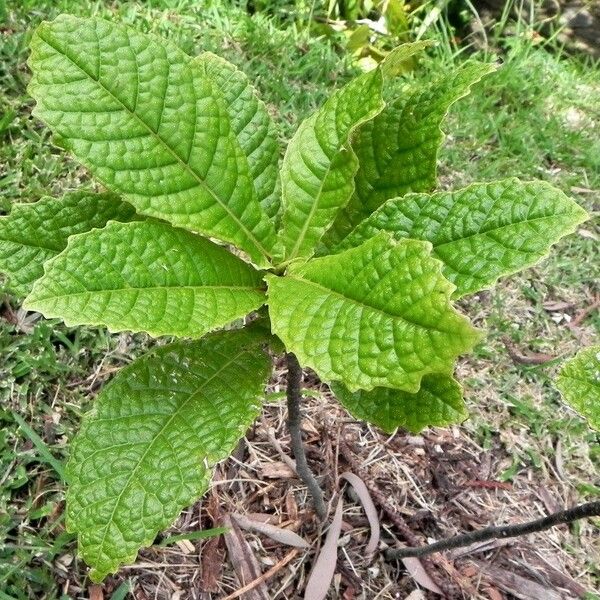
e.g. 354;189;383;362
0;15;588;581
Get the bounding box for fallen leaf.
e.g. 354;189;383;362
542;300;574;311
577;228;598;240
473;561;563;600
175;539;195;554
232;513;309;548
402;557;443;595
304;497;344;600
89;586;103;600
260;461;296;479
285;489;299;521
341;472;380;556
503;338;555;365
222;514;269;600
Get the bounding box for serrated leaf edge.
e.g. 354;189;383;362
22;220;267;338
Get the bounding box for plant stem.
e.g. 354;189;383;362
385;501;600;560
285;353;327;520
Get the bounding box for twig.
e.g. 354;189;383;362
568;296;600;330
502;337;555;365
386;501;600;559
285;353;327;520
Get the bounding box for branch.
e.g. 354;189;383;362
285;353;327;520
385;501;600;559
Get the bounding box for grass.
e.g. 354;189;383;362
0;0;598;597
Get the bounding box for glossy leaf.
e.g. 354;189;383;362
333;374;467;433
0;192;136;296
28;15;276;267
555;345;600;431
266;234;479;392
324;61;496;247
337;179;589;297
196;52;281;220
65;328;272;581
275;69;384;262
24;220;265;337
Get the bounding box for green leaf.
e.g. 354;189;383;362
332;373;467;433
555;345;600;431
24;220;265;337
0;192;136;296
65;328;271;581
195;52;281;220
275;68;385;262
336;179;589;297
323;61;496;248
267;234;479;392
28;15;276;267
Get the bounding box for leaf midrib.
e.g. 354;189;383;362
31;284;265;302
285;75;383;262
285;273;462;335
36;30;272;263
430;209;582;250
92;344;255;566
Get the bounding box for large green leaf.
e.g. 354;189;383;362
266;234;479;392
24;220;265;337
275;68;385;262
0;192;136;296
555;345;600;431
332;373;467;433
195;52;281;220
323;61;496;248
336;179;589;297
28;15;276;267
66;328;271;581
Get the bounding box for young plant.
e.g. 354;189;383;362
0;15;589;582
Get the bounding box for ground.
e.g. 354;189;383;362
0;1;598;599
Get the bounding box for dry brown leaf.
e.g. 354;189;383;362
221;549;299;600
543;300;574;311
88;585;103;600
473;561;564;600
402;557;443;595
502;338;555;365
260;461;296;479
568;297;600;329
285;489;299;521
483;586;505;600
340;472;380;556
232;513;309;548
577;228;598;240
304;497;344;600
200;532;223;593
222;514;269;600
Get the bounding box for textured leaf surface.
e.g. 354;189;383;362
337;179;588;297
0;192;136;296
24;220;265;337
267;234;479;392
324;62;496;247
275;69;384;262
333;374;467;434
66;328;271;581
28;15;276;267
196;52;280;220
555;345;600;431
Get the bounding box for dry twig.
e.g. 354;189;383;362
385;501;600;559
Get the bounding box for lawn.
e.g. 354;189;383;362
0;1;598;598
